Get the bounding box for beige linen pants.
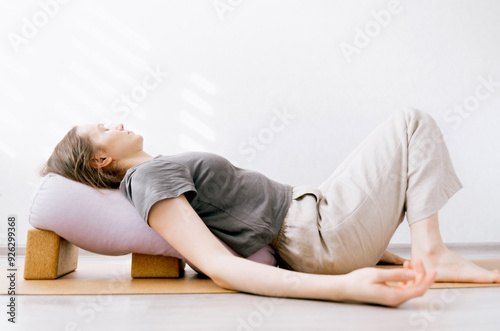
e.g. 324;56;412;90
271;109;463;275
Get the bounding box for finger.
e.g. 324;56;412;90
413;259;437;288
407;259;425;286
375;268;415;283
390;268;437;304
398;279;414;288
403;260;412;270
402;260;416;286
403;261;413;281
412;259;426;284
415;269;437;295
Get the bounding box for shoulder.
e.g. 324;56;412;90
120;152;231;189
168;151;229;164
118;154;192;196
119;153;199;213
130;154;191;176
166;152;236;171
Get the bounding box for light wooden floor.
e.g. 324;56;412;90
1;244;499;331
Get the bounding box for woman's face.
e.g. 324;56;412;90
77;123;144;162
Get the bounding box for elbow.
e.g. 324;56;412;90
206;267;234;290
211;275;233;290
202;257;237;291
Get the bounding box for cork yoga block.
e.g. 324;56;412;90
24;228;185;280
24;228;79;280
131;253;186;278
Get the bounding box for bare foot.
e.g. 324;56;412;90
411;246;500;283
378;250;408;265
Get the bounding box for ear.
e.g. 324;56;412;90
90;155;113;169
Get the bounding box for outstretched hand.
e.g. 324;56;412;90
340;259;437;307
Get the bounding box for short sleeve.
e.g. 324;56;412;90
120;159;197;225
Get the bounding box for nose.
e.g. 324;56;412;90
112;123;124;131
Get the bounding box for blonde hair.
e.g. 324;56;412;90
39;126;123;189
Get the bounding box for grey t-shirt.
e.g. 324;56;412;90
119;152;292;257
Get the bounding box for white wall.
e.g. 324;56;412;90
1;0;499;245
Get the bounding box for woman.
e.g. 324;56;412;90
41;108;500;306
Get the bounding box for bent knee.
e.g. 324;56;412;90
401;107;436;124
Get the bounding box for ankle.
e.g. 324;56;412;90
410;213;447;258
411;242;447;259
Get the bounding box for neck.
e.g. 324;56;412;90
119;151;154;176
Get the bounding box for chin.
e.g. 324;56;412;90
136;135;144;147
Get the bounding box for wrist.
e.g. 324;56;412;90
331;274;349;302
311;273;350;302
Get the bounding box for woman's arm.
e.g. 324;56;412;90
148;194;436;306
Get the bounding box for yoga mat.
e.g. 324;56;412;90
2;259;499;295
4;264;235;295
